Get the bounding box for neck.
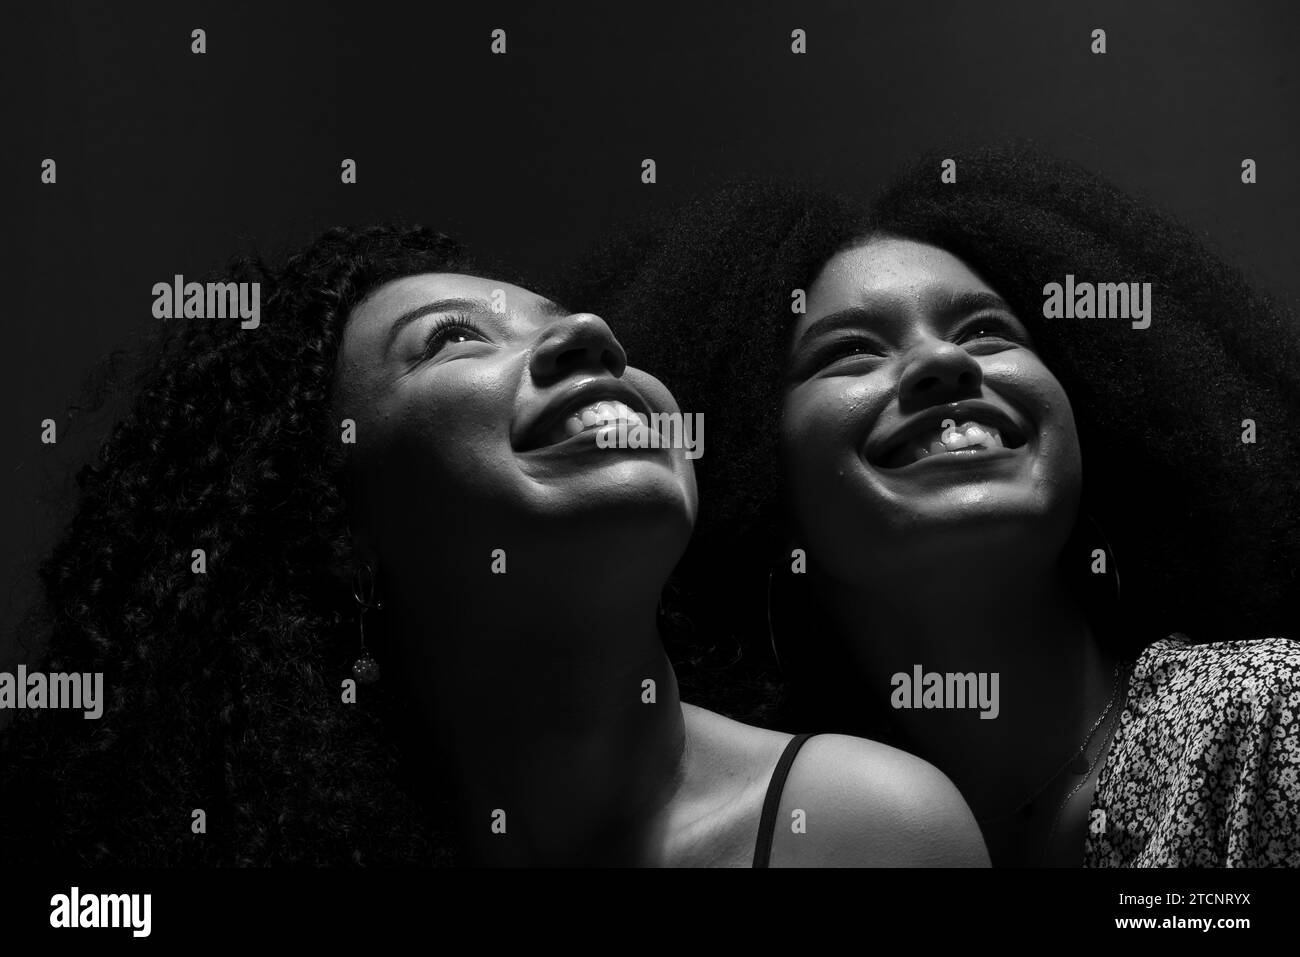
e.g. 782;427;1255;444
807;554;1119;823
389;571;687;866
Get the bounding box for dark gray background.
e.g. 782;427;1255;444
3;0;1297;664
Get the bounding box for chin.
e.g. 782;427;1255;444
564;496;695;585
924;506;1073;570
604;487;696;543
802;490;1074;585
545;468;694;537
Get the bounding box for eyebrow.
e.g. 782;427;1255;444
382;296;569;355
794;291;1015;350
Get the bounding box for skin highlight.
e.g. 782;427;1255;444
568;148;1300;866
333;271;990;866
783;238;1120;865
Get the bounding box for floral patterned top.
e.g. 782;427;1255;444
1085;635;1300;867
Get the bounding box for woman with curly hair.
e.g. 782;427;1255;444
0;224;988;867
571;144;1300;867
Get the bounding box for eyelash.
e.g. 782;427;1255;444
420;314;486;359
819;338;885;364
811;317;1026;369
953;317;1027;348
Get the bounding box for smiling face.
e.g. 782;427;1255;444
334;273;697;593
781;237;1082;584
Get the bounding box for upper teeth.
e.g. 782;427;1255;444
559;400;647;440
911;419;1004;462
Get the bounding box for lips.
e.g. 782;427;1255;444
516;379;654;452
868;402;1029;470
555;400;648;445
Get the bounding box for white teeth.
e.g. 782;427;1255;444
553;399;648;445
912;420;1005;463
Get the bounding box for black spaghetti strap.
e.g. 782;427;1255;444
752;733;816;868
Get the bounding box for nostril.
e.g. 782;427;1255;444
554;344;608;374
913;376;940;393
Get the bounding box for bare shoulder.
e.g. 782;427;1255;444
674;706;988;867
771;734;989;867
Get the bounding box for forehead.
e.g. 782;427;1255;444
349;273;546;335
809;238;991;307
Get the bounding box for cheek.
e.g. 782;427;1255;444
383;374;516;498
780;378;877;470
984;353;1068;423
986;355;1083;495
1008;357;1078;445
1043;390;1083;500
624;368;681;416
779;390;833;497
778;380;878;532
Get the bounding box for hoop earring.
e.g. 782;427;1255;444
351;561;382;685
1078;510;1123;605
765;565;784;673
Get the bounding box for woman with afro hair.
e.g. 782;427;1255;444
0;224;988;867
568;143;1300;867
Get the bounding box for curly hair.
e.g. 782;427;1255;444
563;144;1300;709
0;224;500;866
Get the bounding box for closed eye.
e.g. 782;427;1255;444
421;314;490;359
952;315;1030;351
811;336;887;369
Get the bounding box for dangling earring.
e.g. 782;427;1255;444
351;561;382;685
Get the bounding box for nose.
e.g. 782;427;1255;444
528;312;628;383
897;337;983;411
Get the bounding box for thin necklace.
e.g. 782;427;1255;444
977;662;1128;827
1046;662;1131;842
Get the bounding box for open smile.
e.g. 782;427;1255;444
517;379;654;453
866;401;1030;472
